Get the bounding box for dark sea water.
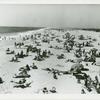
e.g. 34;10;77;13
0;27;43;33
51;27;100;32
0;26;100;34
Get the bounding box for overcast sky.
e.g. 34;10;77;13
0;4;100;28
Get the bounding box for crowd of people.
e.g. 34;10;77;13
1;28;100;94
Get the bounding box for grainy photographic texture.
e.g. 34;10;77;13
0;4;100;94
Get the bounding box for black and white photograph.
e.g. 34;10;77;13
1;4;100;95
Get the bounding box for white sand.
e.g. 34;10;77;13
0;28;100;94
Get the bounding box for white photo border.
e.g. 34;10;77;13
0;0;100;100
0;0;99;4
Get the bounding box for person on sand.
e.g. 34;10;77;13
84;75;92;92
18;78;26;84
37;48;41;56
91;55;96;65
19;43;21;48
0;77;3;84
48;50;51;55
51;69;58;79
42;87;48;94
25;64;30;71
77;78;81;84
14;42;17;48
31;63;38;69
66;45;70;52
42;50;47;57
81;89;86;94
26;47;30;55
14;82;31;89
15;56;18;61
49;87;57;93
20;50;24;58
94;76;99;86
11;57;15;62
96;86;100;93
6;48;10;51
82;42;85;47
83;49;85;54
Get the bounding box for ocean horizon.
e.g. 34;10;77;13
0;26;44;33
0;26;100;33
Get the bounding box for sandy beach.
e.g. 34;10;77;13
0;28;100;94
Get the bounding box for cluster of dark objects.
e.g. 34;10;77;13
42;68;62;80
70;63;100;94
11;63;38;89
10;50;28;62
42;87;57;94
25;45;53;61
63;32;75;52
14;42;24;48
74;46;100;65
